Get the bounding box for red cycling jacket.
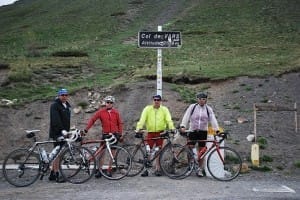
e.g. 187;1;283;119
85;108;123;135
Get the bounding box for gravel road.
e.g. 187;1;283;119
1;170;299;200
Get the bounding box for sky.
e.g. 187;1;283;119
0;0;18;7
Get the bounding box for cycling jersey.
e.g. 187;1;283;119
85;108;123;135
136;105;175;132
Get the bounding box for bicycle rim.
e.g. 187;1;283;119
2;148;40;187
124;144;145;177
59;146;96;184
98;145;132;180
160;144;194;179
207;146;242;181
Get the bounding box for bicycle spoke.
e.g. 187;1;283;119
98;146;132;180
59;146;96;184
207;146;242;181
2;149;40;187
124;144;145;177
160;144;194;179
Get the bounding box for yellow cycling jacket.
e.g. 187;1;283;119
136;105;175;132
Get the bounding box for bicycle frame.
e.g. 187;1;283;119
194;136;226;163
134;131;174;163
81;136;117;162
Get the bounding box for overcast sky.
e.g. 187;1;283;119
0;0;18;7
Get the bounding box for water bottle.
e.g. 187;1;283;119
49;146;60;160
91;146;98;153
145;144;151;154
151;147;159;159
198;146;207;158
154;147;159;154
41;147;49;163
192;147;198;160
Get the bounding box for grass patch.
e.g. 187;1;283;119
261;155;273;162
0;0;299;102
257;136;268;149
295;161;300;168
250;165;272;172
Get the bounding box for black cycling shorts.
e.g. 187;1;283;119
188;130;207;147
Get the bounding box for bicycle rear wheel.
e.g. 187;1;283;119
207;146;242;181
2;148;40;187
59;146;96;184
124;144;145;177
160;144;194;179
98;145;132;180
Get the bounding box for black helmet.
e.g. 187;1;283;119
196;92;207;99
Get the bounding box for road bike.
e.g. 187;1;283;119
2;129;96;187
80;133;132;180
165;130;242;181
125;130;192;178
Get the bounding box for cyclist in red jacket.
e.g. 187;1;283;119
84;95;123;178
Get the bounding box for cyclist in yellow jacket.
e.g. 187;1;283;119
136;94;175;177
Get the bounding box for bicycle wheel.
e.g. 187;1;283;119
160;144;194;179
59;146;96;184
207;146;242;181
2;148;40;187
98;145;132;180
124;144;145;177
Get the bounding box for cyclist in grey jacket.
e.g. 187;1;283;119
180;92;219;177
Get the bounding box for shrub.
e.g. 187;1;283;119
261;155;273;162
51;51;88;57
295;161;300;168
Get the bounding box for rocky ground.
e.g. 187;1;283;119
0;72;299;179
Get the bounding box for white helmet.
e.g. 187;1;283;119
104;95;115;103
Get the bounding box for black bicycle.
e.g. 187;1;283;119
125;130;193;178
2;129;96;187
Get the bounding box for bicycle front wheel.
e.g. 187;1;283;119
124;144;145;177
207;146;242;181
2;148;40;187
59;146;96;184
98;145;132;180
160;144;194;179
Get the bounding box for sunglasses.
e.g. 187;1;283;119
60;94;69;97
153;99;161;101
106;101;113;104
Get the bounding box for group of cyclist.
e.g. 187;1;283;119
49;88;219;182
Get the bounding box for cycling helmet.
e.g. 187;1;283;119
152;94;162;100
196;92;207;99
58;88;68;96
104;95;115;103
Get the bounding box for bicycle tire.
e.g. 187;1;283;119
124;144;145;177
98;145;132;180
59;146;96;184
160;144;194;179
2;148;41;187
207;146;242;181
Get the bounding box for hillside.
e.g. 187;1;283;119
0;0;299;177
0;0;299;103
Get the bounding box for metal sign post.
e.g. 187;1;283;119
138;27;181;98
157;26;162;97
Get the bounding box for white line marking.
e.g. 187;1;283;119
253;185;296;193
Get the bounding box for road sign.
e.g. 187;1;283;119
138;31;181;48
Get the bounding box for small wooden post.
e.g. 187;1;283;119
295;103;298;133
253;103;257;142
